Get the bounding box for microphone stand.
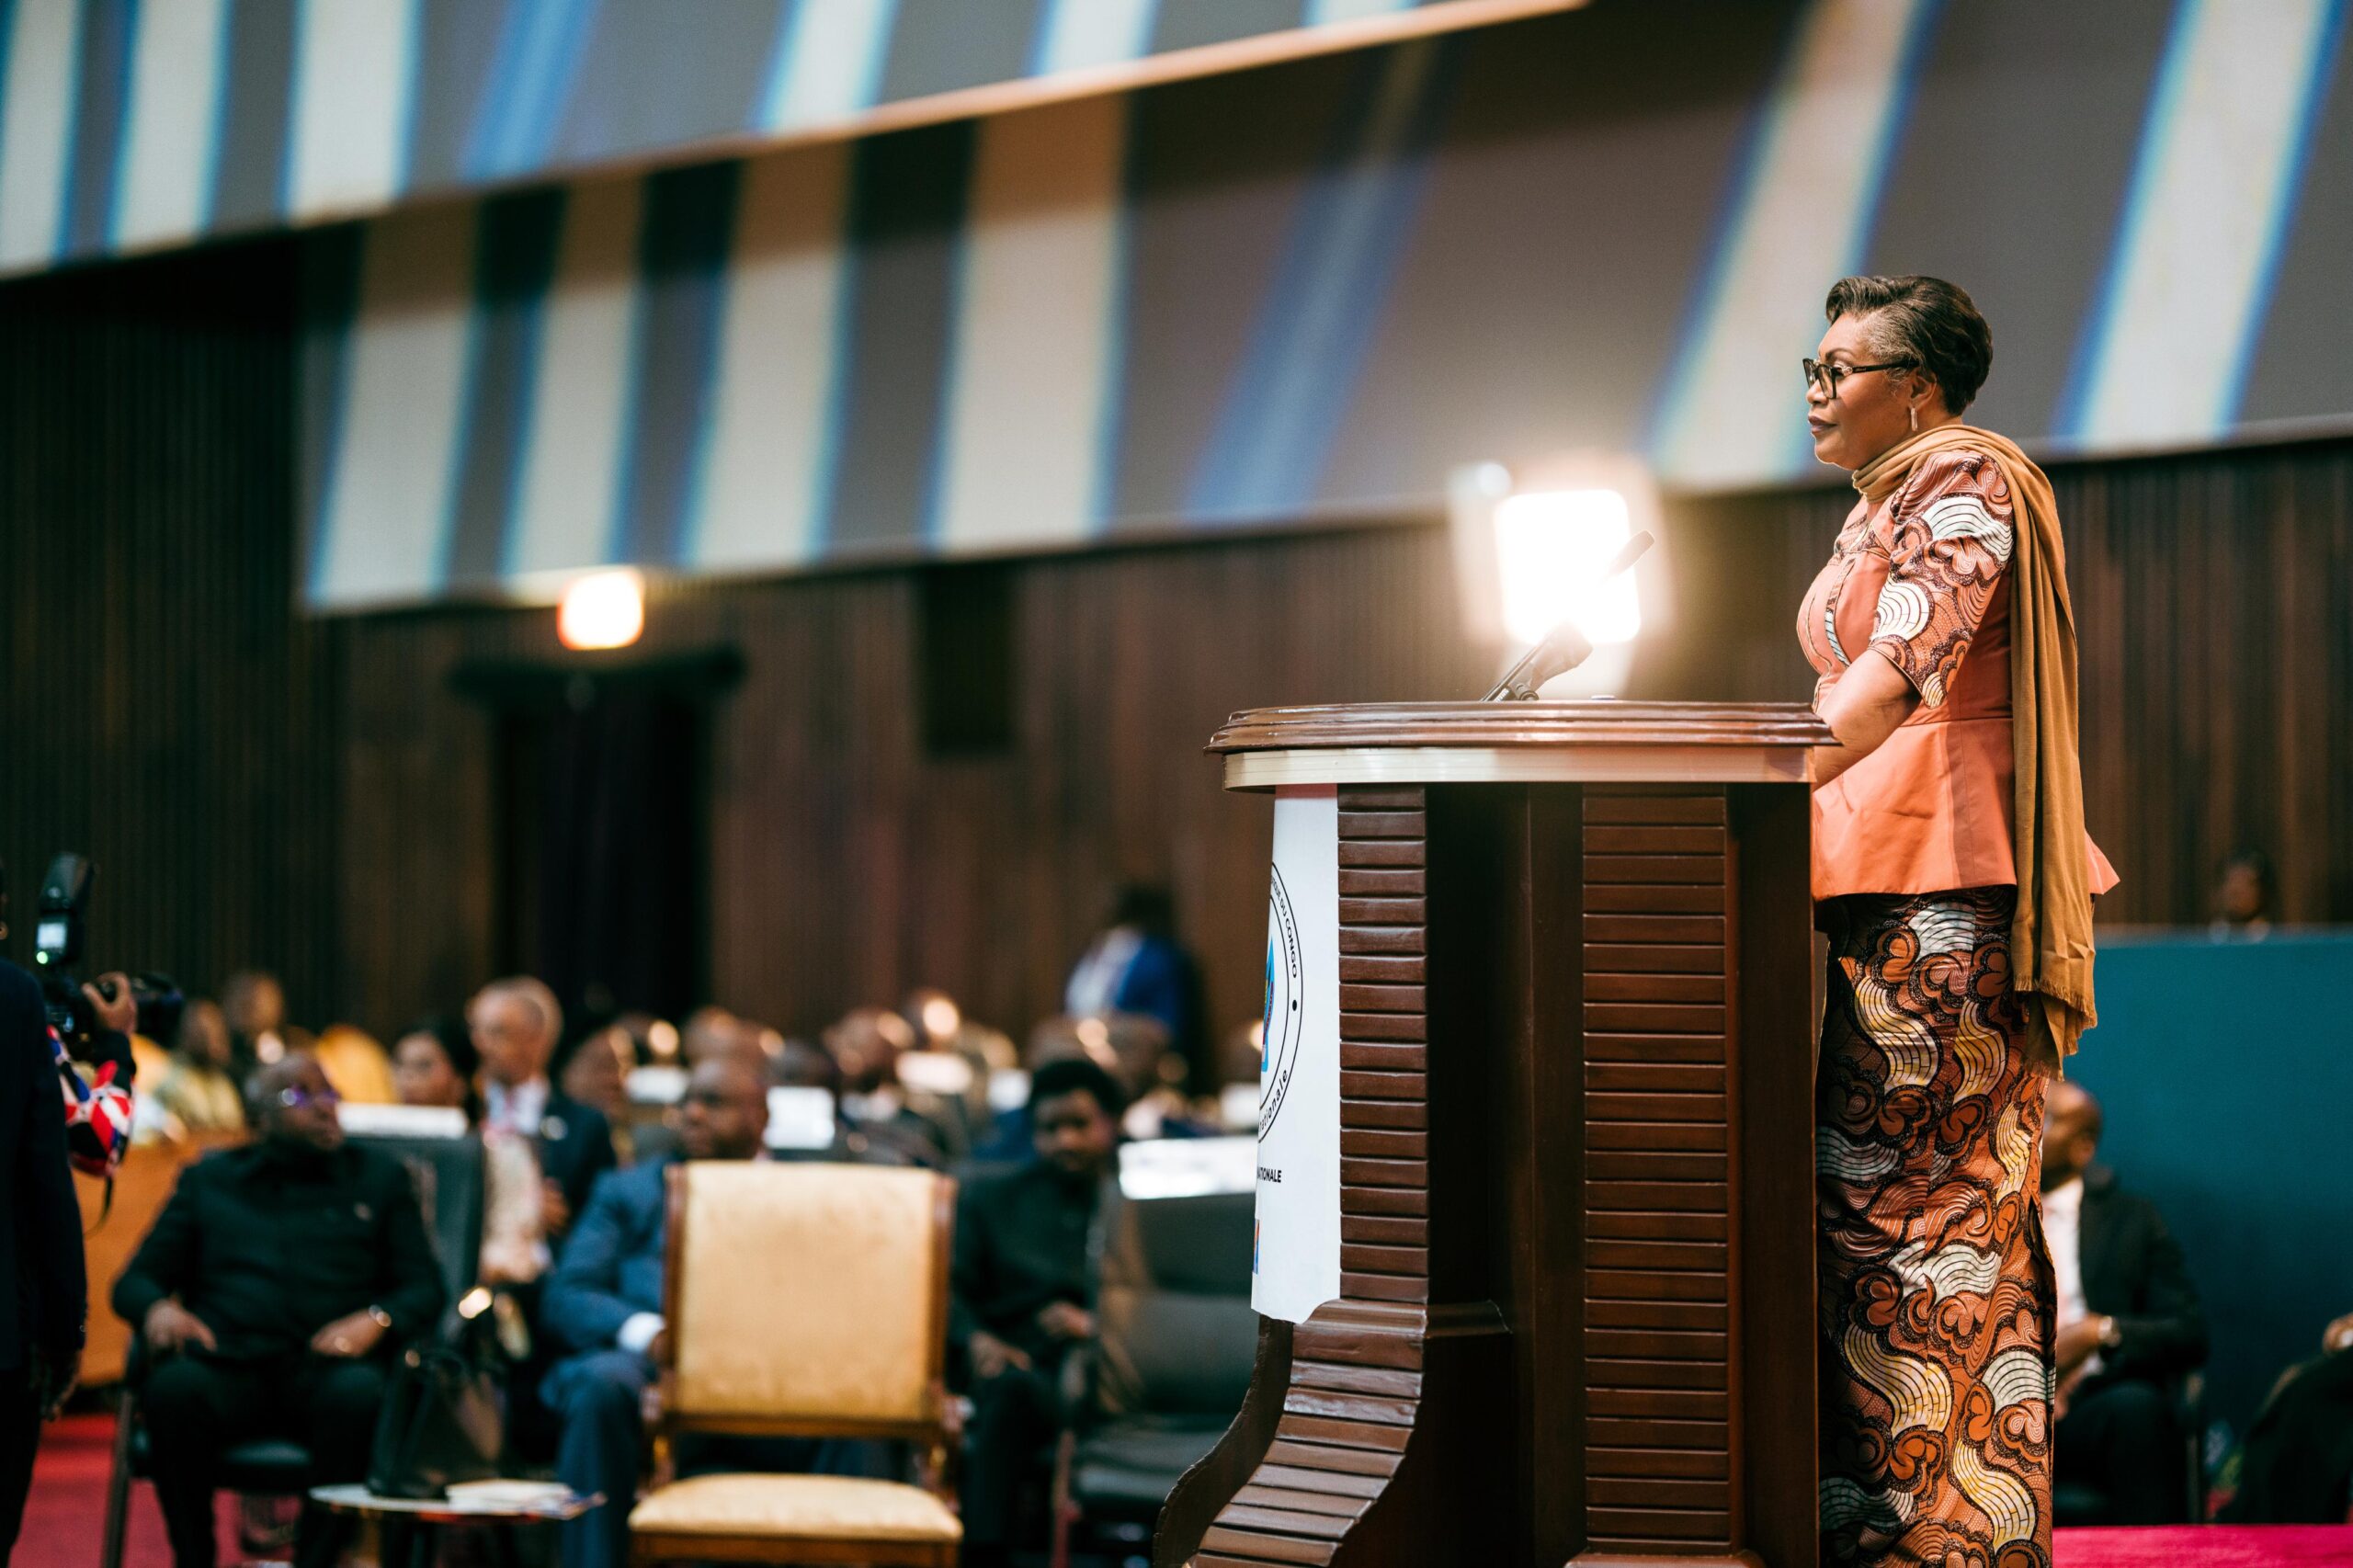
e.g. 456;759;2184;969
1482;530;1654;701
1483;625;1596;701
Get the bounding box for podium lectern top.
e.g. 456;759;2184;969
1208;700;1831;790
1160;698;1833;1568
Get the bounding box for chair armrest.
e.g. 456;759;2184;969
1055;1343;1097;1430
916;1382;964;1503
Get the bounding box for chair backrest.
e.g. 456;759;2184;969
350;1131;486;1323
1093;1187;1257;1418
664;1161;954;1437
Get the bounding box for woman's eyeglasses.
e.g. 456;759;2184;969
1802;358;1911;398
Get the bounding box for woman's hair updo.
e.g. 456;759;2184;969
1824;275;1993;415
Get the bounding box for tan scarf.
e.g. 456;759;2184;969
1853;423;2097;1065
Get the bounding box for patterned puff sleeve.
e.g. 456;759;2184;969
1866;451;2015;708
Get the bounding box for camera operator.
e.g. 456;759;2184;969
0;954;97;1559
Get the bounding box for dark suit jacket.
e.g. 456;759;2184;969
112;1140;445;1360
2077;1165;2208;1388
0;960;85;1365
535;1089;619;1228
540;1158;669;1356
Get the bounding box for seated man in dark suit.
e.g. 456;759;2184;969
469;975;617;1237
2043;1080;2209;1521
952;1056;1124;1568
114;1054;446;1568
2224;1310;2353;1520
471;976;619;1457
541;1055;892;1568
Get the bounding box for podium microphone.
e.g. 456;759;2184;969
1483;529;1654;700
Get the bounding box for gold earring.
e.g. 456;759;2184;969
1908;404;1918;434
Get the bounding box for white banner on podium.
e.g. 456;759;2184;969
1253;785;1342;1323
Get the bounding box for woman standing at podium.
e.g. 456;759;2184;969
1797;276;2116;1568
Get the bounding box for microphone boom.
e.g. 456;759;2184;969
1483;530;1654;701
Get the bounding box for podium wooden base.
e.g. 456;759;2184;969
1157;704;1831;1568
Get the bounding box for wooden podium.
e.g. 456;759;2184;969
1157;702;1834;1568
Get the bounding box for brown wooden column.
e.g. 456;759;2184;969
1168;702;1827;1568
1189;785;1516;1568
1576;785;1739;1553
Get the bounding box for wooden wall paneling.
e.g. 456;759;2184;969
1641;436;2353;929
1725;781;1818;1567
1519;782;1586;1563
326;435;2353;1047
1577;786;1736;1556
0;239;344;1023
333;524;1491;1044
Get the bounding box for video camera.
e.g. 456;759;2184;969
26;853;182;1058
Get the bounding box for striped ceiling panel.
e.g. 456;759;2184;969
302;0;2353;609
0;0;1573;276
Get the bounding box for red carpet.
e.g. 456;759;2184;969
17;1411;2353;1566
22;1410;234;1568
2057;1528;2353;1566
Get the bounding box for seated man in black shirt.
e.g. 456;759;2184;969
2043;1081;2208;1521
114;1054;446;1568
952;1056;1122;1568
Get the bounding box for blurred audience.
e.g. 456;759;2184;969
311;1021;396;1105
2209;850;2277;941
392;1016;546;1312
903;987;1015;1140
150;999;246;1138
952;1056;1124;1568
115;1055;444;1568
220;970;300;1072
1065;883;1208;1093
974;1013;1210;1163
828;1005;955;1165
470;976;618;1244
540;1056;889;1568
391;1016;482;1120
2224;1311;2353;1520
557;1023;640;1158
2043;1081;2208;1521
679;1004;745;1067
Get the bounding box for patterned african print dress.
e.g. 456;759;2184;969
1799;452;2055;1568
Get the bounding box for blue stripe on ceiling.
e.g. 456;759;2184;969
464;0;602;182
1029;0;1157;74
2053;0;2193;442
442;188;565;588
0;0;17;185
1646;0;1939;488
758;0;902;134
404;0;511;191
2226;0;2347;424
1185;38;1456;517
1637;5;1801;460
210;0;296;230
614;161;741;567
298;222;367;603
2059;0;2341;448
59;0;135;258
822;120;975;552
1091;128;1143;532
1847;0;1942;269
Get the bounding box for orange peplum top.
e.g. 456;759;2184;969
1799;449;2119;903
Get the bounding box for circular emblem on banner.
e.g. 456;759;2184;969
1260;865;1304;1140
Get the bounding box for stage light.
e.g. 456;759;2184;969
1494;488;1640;646
646;1017;680;1061
920;995;961;1040
557;568;644;650
1449;455;1665;697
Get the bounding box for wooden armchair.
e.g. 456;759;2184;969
630;1162;962;1567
